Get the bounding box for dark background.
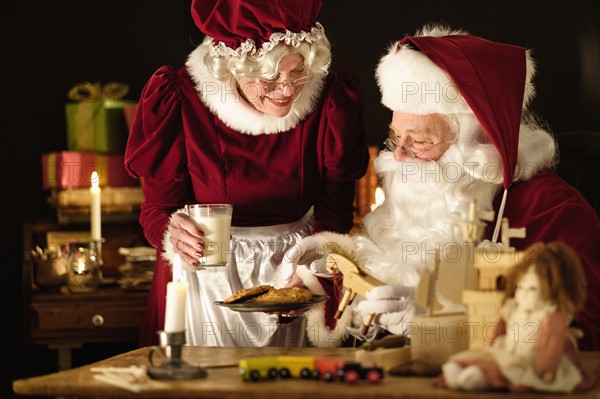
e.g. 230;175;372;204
2;1;599;397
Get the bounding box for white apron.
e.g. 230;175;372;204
183;209;313;347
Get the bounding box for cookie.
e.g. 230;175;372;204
222;285;273;304
252;287;313;304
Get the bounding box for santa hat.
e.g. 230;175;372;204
191;0;326;58
376;24;537;242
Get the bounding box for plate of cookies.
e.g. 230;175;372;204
215;285;329;312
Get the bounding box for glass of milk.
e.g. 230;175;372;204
185;204;233;266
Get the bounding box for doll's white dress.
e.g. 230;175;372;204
449;299;582;392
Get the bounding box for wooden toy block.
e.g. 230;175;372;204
408;314;469;367
462;290;504;349
355;347;411;372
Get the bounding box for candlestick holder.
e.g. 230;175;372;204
66;240;101;294
147;330;208;380
92;238;105;281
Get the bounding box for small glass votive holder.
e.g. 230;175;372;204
67;241;101;294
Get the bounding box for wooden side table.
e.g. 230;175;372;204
23;219;150;370
29;286;148;369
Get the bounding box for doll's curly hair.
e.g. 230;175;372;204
503;242;586;315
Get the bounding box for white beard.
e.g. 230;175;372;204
354;149;501;287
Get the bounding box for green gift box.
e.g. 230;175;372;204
65;82;135;154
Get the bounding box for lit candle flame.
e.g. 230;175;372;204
76;258;86;274
91;171;99;188
370;187;385;211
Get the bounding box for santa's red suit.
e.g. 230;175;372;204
295;25;600;351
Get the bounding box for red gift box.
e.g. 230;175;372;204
42;151;138;190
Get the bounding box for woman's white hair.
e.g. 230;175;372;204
201;35;331;82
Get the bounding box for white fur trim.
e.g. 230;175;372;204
312;231;357;258
185;44;326;135
277;231;357;287
375;24;536;114
376;41;470;114
293;231;357;347
208;22;326;58
296;267;352;348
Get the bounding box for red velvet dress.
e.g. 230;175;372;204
487;170;600;350
125;63;369;346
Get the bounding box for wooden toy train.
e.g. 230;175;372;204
239;356;384;384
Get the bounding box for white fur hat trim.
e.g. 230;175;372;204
375;25;536;114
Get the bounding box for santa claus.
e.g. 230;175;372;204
284;24;600;351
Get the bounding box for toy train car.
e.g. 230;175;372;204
239;356;384;384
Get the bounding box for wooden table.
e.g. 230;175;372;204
13;347;600;398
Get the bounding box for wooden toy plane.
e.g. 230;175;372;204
326;253;386;335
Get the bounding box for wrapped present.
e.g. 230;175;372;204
55;186;143;208
42;151;138;190
49;187;143;225
65;82;135;153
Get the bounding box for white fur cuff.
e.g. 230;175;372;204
297;267;352;348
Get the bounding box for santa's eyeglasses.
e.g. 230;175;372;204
383;125;456;159
383;138;452;159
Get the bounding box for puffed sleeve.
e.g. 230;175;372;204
313;70;370;234
124;66;190;248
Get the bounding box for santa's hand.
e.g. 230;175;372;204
280;235;335;285
357;285;418;335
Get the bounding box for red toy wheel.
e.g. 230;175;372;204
343;370;359;384
366;370;382;384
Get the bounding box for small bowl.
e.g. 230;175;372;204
34;259;68;287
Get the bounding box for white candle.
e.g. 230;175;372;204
468;199;476;222
164;280;188;332
90;171;102;241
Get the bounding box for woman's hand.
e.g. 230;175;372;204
167;211;205;266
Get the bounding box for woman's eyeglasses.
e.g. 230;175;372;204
259;75;310;93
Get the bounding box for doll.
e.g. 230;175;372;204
437;242;595;393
